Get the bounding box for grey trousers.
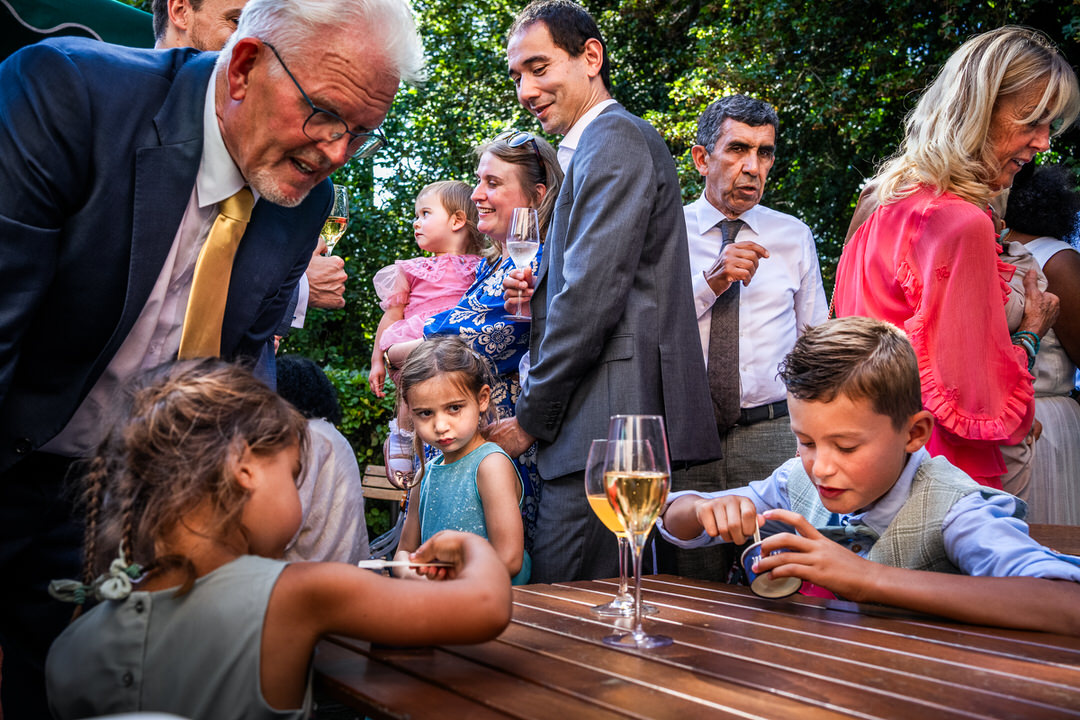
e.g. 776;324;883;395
671;415;797;581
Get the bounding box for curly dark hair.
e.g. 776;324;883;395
1004;164;1080;241
276;355;343;424
80;359;306;595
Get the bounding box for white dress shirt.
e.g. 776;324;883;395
686;194;827;408
557;98;618;171
43;78;249;455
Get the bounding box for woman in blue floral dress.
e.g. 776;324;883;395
388;131;562;547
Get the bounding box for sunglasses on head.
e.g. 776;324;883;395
493;129;546;176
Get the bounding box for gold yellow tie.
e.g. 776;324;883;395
178;187;254;359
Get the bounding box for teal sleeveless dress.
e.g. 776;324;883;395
418;442;531;584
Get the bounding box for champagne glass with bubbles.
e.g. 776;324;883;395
602;415;673;649
505;207;539;320
585;440;657;617
321;184;350;255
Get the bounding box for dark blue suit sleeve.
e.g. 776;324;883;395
0;44;92;406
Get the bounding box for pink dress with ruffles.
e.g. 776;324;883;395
834;187;1034;487
374;254;481;351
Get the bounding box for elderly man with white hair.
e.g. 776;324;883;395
0;1;423;715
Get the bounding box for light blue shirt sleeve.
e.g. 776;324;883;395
944;493;1080;581
657;458;800;548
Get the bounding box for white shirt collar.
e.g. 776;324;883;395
196;76;251;209
692;192;763;236
557;98;618;171
845;447;930;536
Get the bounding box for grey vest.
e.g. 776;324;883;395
787;456;1024;573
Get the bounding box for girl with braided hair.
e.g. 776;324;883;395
44;359;511;720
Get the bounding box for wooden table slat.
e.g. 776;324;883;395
506;594;1080;719
315;574;1080;719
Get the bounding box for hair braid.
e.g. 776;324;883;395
79;455;108;587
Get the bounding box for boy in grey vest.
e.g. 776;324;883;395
659;316;1080;635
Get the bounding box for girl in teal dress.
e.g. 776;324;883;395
386;131;563;549
393;336;530;584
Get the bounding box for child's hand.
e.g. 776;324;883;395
694;495;763;545
369;354;386;397
753;509;881;601
662;493;761;542
409;530;471;581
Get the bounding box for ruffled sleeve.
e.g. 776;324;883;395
899;194;1033;445
373;263;410;311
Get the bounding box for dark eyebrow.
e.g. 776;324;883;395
509;53;551;77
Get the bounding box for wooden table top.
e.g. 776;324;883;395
314;574;1080;719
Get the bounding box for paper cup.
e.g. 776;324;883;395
741;540;801;599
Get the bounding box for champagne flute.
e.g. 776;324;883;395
602;415;673;649
505;207;539;320
321;183;350;255
584;440;657;617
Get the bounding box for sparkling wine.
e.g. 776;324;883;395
587;494;627;536
604;471;669;536
320;216;347;252
507;240;538;269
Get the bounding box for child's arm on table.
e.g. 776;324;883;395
369;305;405;396
663;493;763;545
758;509;1080;636
263;531;513;706
476;452;525;577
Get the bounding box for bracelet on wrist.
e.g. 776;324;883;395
1011;331;1040;371
1011;330;1041;354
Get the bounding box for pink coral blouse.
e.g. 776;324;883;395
834;187;1034;487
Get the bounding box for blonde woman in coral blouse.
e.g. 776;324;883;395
834;26;1079;488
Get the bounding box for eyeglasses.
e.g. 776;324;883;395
494;129;546;176
263;41;388;160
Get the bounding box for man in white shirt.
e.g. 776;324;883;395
682;94;827;578
153;0;349;331
0;1;421;714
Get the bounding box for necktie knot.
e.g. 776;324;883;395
718;218;745;245
219;187;254;223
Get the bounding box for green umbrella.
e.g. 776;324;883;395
1;0;153;61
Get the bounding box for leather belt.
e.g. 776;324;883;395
735;399;788;426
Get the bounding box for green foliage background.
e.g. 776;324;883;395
118;0;1080;532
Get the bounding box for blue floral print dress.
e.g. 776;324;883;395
425;247;542;547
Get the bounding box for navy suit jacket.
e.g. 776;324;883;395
0;38;329;472
517;103;722;479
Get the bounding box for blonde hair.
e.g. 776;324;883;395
473;133;563;260
874;26;1079;207
418;180;487;256
779;317;922;431
79;359;307;595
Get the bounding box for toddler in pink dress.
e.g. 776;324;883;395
368;181;486;486
369;181;485;391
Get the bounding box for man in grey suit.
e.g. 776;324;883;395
495;0;722;583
